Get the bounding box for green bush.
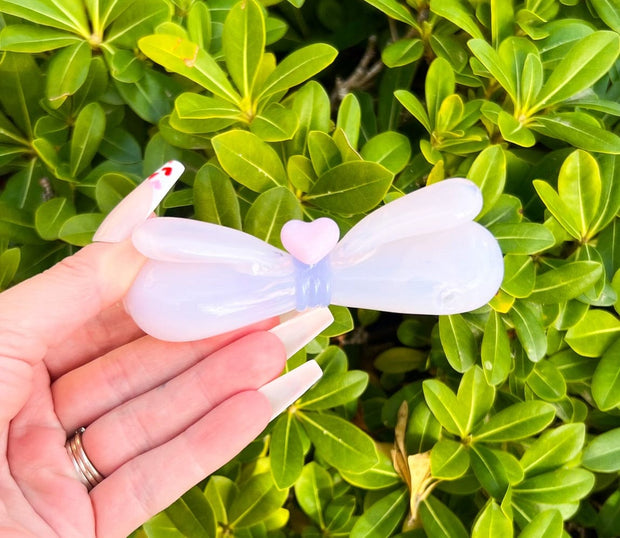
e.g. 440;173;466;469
0;0;619;536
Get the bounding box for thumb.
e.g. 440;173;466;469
0;240;145;365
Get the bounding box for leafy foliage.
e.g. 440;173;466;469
0;0;619;536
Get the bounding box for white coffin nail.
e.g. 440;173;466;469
269;307;334;357
93;160;185;243
258;360;323;420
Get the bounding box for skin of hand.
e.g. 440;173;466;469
0;239;287;538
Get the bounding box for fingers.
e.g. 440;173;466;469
52;318;278;432
91;391;271;538
81;331;286;476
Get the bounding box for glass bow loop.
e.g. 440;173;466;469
125;177;505;342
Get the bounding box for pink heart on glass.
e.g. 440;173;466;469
281;218;340;265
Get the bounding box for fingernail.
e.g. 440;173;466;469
258;360;323;420
269;307;334;358
93;161;185;243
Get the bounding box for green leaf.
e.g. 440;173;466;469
0;0;89;34
565;309;620;357
187;0;211;50
287;155;316;193
472;500;513;538
510;301;547;362
308;130;342;176
228;473;288;528
419;495;469;538
139;34;240;103
212;130;287;192
533;180;581;240
172;93;241;133
250;103;298;142
223;0;264;97
95;173;136;213
374;347;426;374
557;150;601;238
244;187;302;248
105;0;171;48
438;314;477;373
256;43;337;101
362;0;418;26
520;423;585;476
336;93;361;149
582;427;620;472
194;164;242;229
382;38;424;68
288;81;331;154
527;360;566;402
591;337;620;410
270;413;305;489
34;197;76;241
0;52;44;139
204;476;238;525
528;262;603;304
115;69;178;124
163;488;217;538
490;222;555;255
298;371;368;410
532;113;620;155
294;462;332;527
100;128;141;164
325;495;356;532
350;487;408;538
425;57;454;129
297;411;379;473
470;444;521;498
0;24;80;52
58;213;105;246
361;131;411;174
513;468;594;504
46;41;92;108
0;247;20;290
481;310;512;386
430;439;470;480
598;490;620;538
590;0;620;32
70;102;106;177
422;379;466;436
533;31;620;110
472;401;555;442
502;254;535;298
468;39;516;99
458;366;496;433
467;145;506;218
498;111;535;147
394;90;431;133
591;155;620;235
518;509;564;538
339;449;401;490
432;0;484;40
305;161;393;214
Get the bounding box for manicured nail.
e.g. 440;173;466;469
258;360;323;420
93;161;185;243
269;307;334;358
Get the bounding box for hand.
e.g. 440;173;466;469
0;239;327;537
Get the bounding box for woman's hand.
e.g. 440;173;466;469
0;226;328;537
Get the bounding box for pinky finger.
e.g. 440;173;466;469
90;391;271;538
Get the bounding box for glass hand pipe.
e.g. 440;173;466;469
119;161;503;341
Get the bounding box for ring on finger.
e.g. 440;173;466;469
65;427;104;491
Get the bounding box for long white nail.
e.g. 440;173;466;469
93;160;185;243
269;308;334;357
259;360;323;420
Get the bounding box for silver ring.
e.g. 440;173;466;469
65;427;104;491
